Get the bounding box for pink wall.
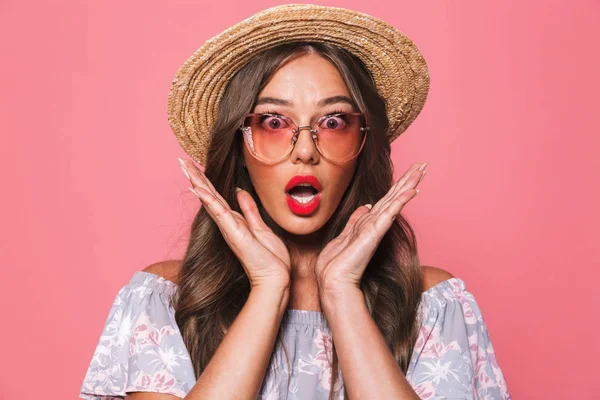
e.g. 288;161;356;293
1;1;598;398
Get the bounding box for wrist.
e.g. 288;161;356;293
250;274;291;292
250;280;290;312
318;283;362;313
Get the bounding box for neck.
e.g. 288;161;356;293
283;215;332;260
282;227;327;311
284;229;323;275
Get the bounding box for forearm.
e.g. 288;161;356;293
320;286;419;400
186;283;290;399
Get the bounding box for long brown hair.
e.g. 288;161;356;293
173;41;423;399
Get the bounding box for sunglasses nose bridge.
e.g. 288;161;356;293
291;124;318;145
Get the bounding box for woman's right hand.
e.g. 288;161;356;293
178;158;291;290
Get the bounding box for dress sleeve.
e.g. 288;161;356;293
80;272;196;399
406;278;511;400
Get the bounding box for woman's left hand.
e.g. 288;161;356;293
314;162;428;296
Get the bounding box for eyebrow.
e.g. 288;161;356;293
254;95;356;108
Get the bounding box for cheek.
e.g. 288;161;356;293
325;166;357;204
246;166;270;194
244;163;283;206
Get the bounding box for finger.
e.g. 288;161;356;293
237;189;271;232
375;189;419;233
378;163;421;211
192;186;241;238
371;163;423;214
183;157;206;173
182;160;231;210
376;171;421;220
389;162;426;199
391;168;423;199
339;204;372;238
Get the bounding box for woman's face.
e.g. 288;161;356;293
242;52;359;236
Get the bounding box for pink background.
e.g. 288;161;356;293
1;1;598;398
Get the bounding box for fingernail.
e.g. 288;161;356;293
419;162;428;171
235;187;242;192
414;189;420;197
180;166;190;181
178;158;191;180
419;170;427;182
189;187;199;197
365;204;372;209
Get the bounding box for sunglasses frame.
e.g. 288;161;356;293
239;112;370;165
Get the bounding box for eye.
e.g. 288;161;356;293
259;114;290;130
319;113;349;130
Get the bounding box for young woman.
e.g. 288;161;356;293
80;5;510;400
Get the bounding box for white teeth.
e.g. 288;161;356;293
290;194;315;204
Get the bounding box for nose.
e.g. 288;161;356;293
290;124;320;164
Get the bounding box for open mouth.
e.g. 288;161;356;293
284;175;322;214
287;184;319;204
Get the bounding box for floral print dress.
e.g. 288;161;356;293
80;271;511;399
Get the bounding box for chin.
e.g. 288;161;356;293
281;220;324;236
270;208;331;236
260;193;338;237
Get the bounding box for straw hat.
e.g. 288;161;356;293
167;3;430;165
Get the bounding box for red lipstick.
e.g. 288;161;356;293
285;175;322;192
285;175;322;216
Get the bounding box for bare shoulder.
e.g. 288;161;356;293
421;266;455;292
142;260;182;284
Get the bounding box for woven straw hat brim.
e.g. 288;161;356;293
167;4;430;165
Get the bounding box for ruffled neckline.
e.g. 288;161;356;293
130;270;466;329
